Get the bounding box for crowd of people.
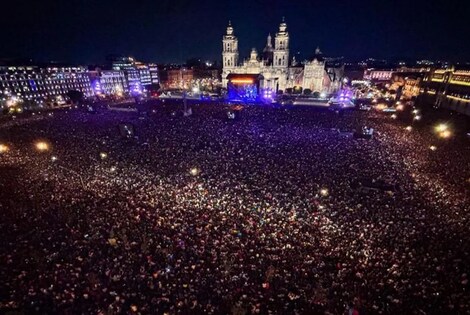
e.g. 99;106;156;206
0;101;469;314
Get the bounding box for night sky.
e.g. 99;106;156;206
2;0;470;64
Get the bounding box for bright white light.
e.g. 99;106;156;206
429;145;437;151
396;104;404;111
412;109;419;114
190;167;199;176
51;156;58;162
320;92;327;98
414;115;421;121
100;152;108;159
391;114;397;119
405;126;412;131
320;188;329;196
192;86;200;94
110;166;116;172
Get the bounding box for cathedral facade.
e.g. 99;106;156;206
222;20;343;94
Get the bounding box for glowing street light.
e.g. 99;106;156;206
439;130;452;138
190;167;199;176
435;124;448;133
35;141;50;152
0;144;9;153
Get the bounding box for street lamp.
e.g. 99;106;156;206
435;123;448;133
439;130;451;138
0;144;9;153
35;141;50;152
190;167;199;176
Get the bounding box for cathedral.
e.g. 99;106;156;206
222;20;343;95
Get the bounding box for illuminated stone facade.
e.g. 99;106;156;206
222;20;342;94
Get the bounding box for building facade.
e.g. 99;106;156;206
0;64;93;107
88;69;128;96
222;20;342;94
419;67;470;116
363;68;395;81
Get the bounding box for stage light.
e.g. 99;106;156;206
35;141;49;152
190;167;199;176
231;79;254;84
0;144;9;153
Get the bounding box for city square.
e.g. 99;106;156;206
0;100;469;314
1;0;470;314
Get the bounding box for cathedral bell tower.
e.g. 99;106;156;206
222;21;239;87
273;18;289;69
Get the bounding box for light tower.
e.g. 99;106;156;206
222;21;239;87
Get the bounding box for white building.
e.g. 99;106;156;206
222;20;343;94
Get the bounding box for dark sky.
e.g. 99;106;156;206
1;0;470;64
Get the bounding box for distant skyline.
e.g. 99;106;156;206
1;0;470;65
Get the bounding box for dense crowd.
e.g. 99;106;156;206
0;101;469;314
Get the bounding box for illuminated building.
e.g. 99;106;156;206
148;64;160;85
163;67;194;89
88;69;128;96
0;62;93;107
135;61;151;86
419;66;470;116
363;68;395;81
108;55;157;94
221;20;343;95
